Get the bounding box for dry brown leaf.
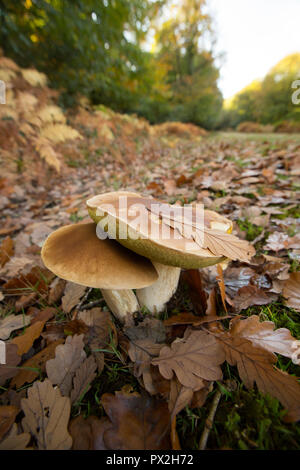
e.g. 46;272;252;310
0;423;30;450
11;320;46;356
11;339;64;388
229;315;300;364
3;266;52;295
231;285;276;312
15;292;37;312
0;314;31;340
101;386;171;450
30;306;56;325
48;277;66;304
61;282;87;313
199;229;255;262
128;339;163;378
168;378;194;420
78;308;117;351
282;272;300;312
170;416;181;450
70;355;97;404
0;343;21;386
216;263;228;312
46;334;86;396
0;236;14;267
0;405;18;441
152;330;225;389
264;232;290;251
21;379;72;449
217;333;300;422
69;415;111;450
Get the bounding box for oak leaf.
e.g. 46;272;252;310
0;405;18;441
152;330;225;389
168;378;194;420
61;282;86;313
101;387;171;450
11;339;64;388
282;272;300;312
70;355;97;404
69;415;111;450
0;236;14;267
46;334;86;396
21;379;72;449
217;334;300;422
0;423;30;450
229;315;300;364
0;314;30;340
0;343;21;386
11;320;46;356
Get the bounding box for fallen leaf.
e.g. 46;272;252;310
168;378;193;420
11;339;64;388
0;314;30;340
229;315;300;364
46;334;86;396
0;236;14;267
0;343;21;386
231;285;277;312
78;308;117;351
48;277;66;304
15;292;37;312
101;387;171;450
0;423;30;450
21;379;72;449
61;282;86;313
0;405;18;441
217;333;300;422
69;415;111;450
282;272;300;312
70;355;97;404
152;330;225;389
11;320;46;356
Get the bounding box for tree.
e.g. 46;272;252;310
153;0;222;128
0;0;163;110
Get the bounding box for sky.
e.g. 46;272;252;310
208;0;300;98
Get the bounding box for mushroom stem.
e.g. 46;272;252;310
136;262;181;314
101;289;139;323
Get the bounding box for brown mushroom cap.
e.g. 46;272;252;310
86;191;229;269
41;222;158;289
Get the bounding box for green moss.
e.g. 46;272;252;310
237;218;263;241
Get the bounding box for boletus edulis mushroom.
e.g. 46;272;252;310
42;191;255;322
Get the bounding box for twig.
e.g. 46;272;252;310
198;387;222;450
71;287;92;319
79;298;106;311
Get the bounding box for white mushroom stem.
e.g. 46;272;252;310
136;262;181;314
101;288;139;323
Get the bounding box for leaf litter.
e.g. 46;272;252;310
0;54;300;450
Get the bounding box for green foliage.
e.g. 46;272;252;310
0;0;163;111
0;0;222;128
222;53;300;128
150;0;223;128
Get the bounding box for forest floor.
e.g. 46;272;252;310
1;126;300;450
0;57;300;450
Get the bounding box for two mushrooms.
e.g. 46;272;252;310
42;191;255;322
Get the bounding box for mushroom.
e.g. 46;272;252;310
41;222;158;323
42;191;254;322
86;191;255;314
